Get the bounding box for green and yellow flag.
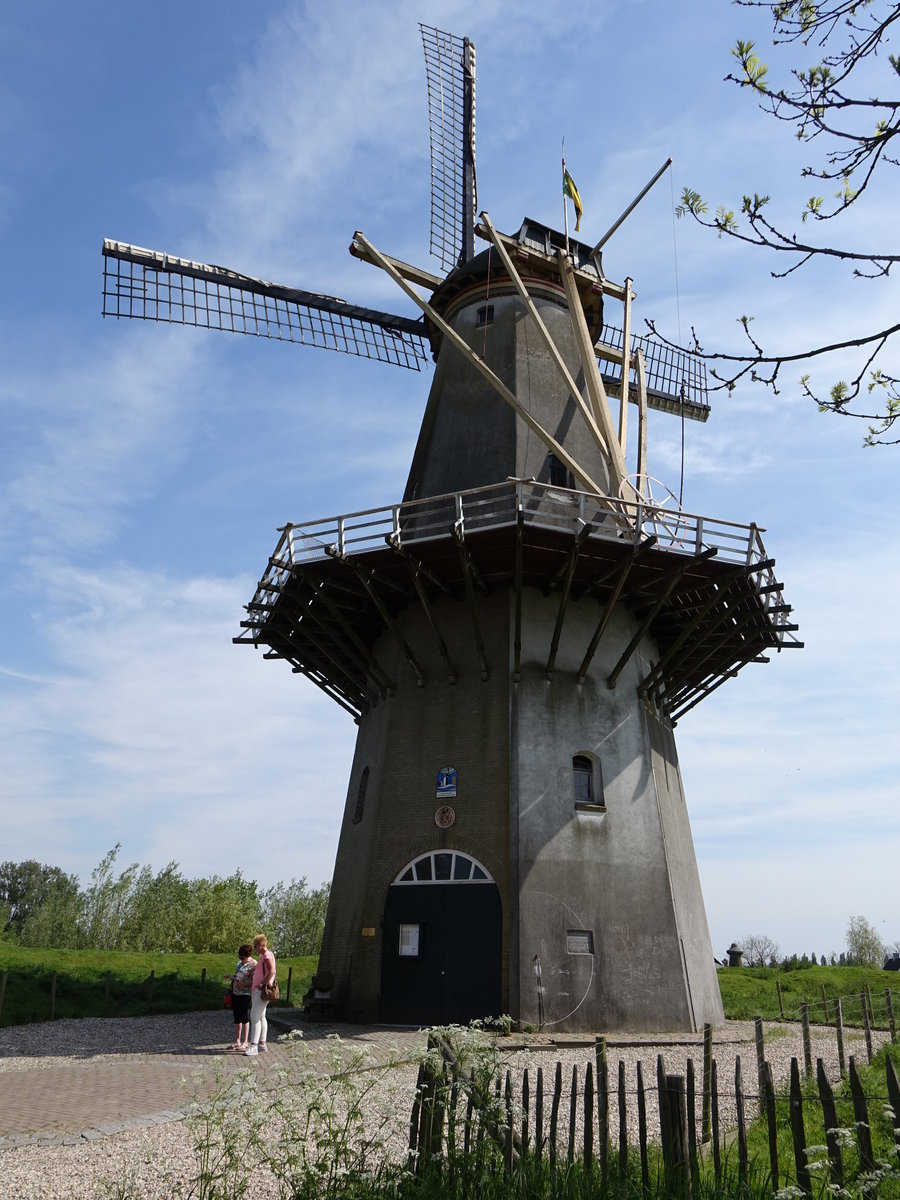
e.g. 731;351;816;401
563;168;583;231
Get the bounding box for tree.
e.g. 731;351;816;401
742;931;781;966
667;1;900;444
261;878;331;957
845;913;885;965
0;859;80;940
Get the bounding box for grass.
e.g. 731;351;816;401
0;943;317;1026
716;964;896;1024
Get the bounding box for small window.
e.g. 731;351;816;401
574;755;605;811
547;453;574;489
352;767;369;824
415;857;433;881
452;855;472;881
434;853;452;880
476;304;494;327
573;755;593;804
399;866;414;882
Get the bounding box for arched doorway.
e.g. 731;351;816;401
381;850;502;1025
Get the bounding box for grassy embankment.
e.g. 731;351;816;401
0;943;317;1026
0;950;895;1029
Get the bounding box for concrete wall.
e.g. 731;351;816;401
512;588;723;1032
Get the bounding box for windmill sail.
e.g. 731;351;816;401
102;240;429;370
420;24;476;270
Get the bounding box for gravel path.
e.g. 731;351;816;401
0;1013;889;1200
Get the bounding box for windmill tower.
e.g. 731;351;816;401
102;26;801;1032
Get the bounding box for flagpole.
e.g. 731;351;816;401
562;140;570;254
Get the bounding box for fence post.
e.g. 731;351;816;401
618;1059;628;1181
49;971;57;1021
776;978;785;1020
788;1058;811;1194
408;1062;425;1171
104;970;111;1013
0;970;6;1021
595;1037;609;1178
505;1071;514;1173
761;1060;779;1191
820;983;830;1025
583;1060;594;1172
659;1067;691;1195
860;991;874;1063
701;1022;712;1144
816;1057;844;1188
710;1059;721;1183
147;970;155;1014
567;1064;578;1164
754;1015;766;1091
548;1060;562;1169
886;988;896;1044
801;1004;813;1077
636;1060;650;1197
535;1066;544;1163
200;967;206;1000
686;1057;698;1190
521;1067;530;1156
835;997;847;1078
286;966;293;1005
886;1055;900;1168
848;1056;875;1176
735;1056;747;1185
865;983;875;1028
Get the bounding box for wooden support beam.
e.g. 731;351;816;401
387;535;457;683
326;546;427;688
607;548;718;689
287;578;387;701
546;522;594;679
638;560;775;698
451;523;490;681
349;235;443;291
385;535;456;599
578;536;657;684
648;605;767;708
556;250;629;495
353;231;608;497
479;212;608;459
307;576;396;695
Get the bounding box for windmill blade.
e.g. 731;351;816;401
420;24;476;270
597;324;710;422
101;239;430;371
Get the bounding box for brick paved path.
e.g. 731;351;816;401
0;1017;428;1149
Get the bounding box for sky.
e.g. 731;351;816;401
1;0;897;963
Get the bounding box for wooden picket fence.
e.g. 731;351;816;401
409;1019;900;1193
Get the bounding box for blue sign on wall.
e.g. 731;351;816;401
436;766;458;799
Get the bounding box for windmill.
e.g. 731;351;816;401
102;25;800;1032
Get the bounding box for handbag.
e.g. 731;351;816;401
261;980;279;1002
223;990;233;1009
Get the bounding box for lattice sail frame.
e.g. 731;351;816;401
420;24;476;270
102;240;429;371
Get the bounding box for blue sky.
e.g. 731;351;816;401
1;0;897;962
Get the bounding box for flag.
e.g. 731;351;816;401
563;168;583;232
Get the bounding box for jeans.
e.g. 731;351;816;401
249;988;269;1046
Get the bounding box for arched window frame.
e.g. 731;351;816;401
392;850;494;885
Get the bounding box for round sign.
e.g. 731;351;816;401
434;805;456;829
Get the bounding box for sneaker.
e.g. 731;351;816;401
258;1043;268;1053
244;1045;259;1057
